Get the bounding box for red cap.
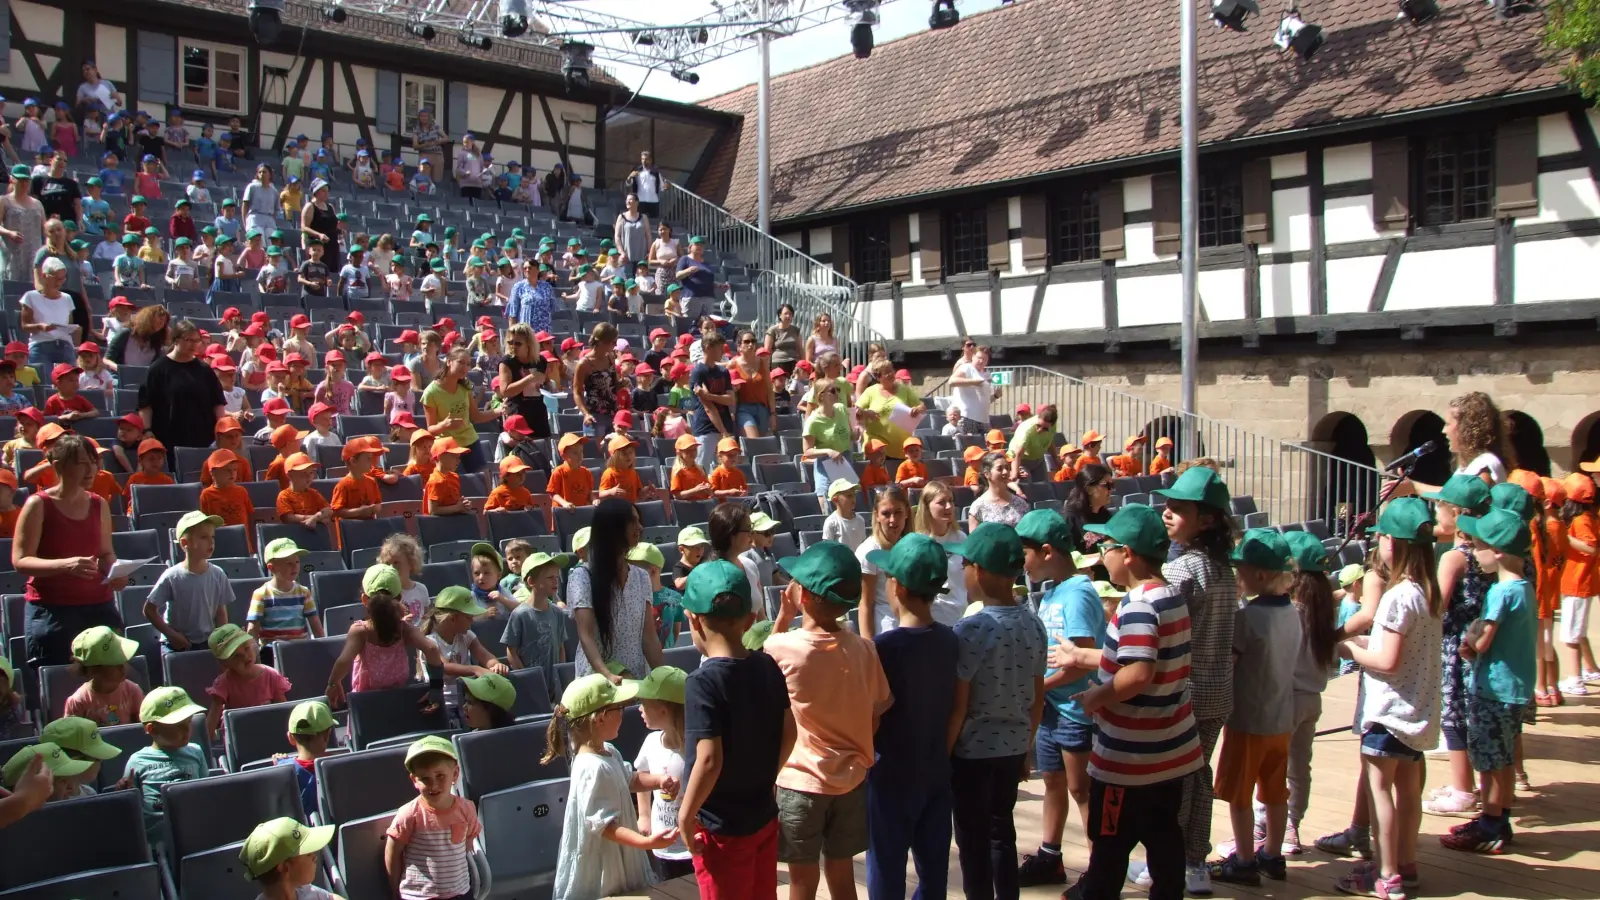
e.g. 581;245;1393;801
398;329;421;344
1016;403;1032;416
118;412;145;429
392;411;418;430
770;367;786;380
390;365;412;382
756;347;770;357
307;401;335;420
289;313;311;329
324;350;345;366
433;317;456;331
364;352;387;366
669;363;690;379
262;397;291;416
504;414;533;436
255;344;278;361
251;311;270;324
540;350;558;362
895;369;911;382
337;324;355;334
51;363;81;382
634;363;655;376
613;410;634;429
560;337;581;353
4;342;26;356
204;343;225;358
347;311;365;324
284;353;308;367
108;295;136;309
796;359;814;372
14;407;42;425
730;372;747;387
265;361;289;374
649;328;669;341
442;331;461;349
476;315;494;328
210;355;237;373
481;329;498;342
221;307;241;319
242;323;265;337
535;331;553;343
677;333;694;347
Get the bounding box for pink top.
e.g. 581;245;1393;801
352;629;415;692
63;679;145;726
385;795;481;900
208;664;292;710
763;628;892;795
25;494;111;607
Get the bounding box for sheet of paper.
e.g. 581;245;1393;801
818;456;858;486
888;402;922;435
105;557;158;583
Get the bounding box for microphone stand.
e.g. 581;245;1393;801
1335;460;1415;555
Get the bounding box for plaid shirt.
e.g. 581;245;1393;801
1163;548;1238;721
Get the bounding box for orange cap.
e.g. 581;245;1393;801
137;438;166;457
284;452;316;472
431;437;471;459
1155;436;1174;448
206;449;239;471
341;439;382;461
214;416;242;434
557;433;587;453
409;428;435;445
985;429;1006;449
606;433;638;453
271;424;306;451
36;423;68;447
716;436;740;454
674;434;700;452
0;469;16;490
1543;476;1566;507
1563;472;1596;504
499;456;531;476
963;445;987;464
865;438;888;455
1058;443;1081;457
902;436;922;449
1081;430;1104;444
1507;469;1543;499
1125;435;1145;449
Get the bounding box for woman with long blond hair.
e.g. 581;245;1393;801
913;480;966;623
856;484;912;638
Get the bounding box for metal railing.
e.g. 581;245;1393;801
931;365;1384;532
660;182;885;365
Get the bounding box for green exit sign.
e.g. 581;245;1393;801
990;371;1012;386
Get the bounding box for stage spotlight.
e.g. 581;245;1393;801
929;0;959;28
322;1;346;23
1272;8;1323;58
563;41;593;91
1211;0;1258;30
459;29;492;50
694;27;710;43
1398;0;1438;23
845;0;879;59
499;0;528;38
634;32;656;45
671;69;700;84
248;0;285;44
408;19;436;39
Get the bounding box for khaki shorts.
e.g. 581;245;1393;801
1213;729;1291;807
776;782;869;863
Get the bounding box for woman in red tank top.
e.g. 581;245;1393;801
13;434;129;667
731;329;774;439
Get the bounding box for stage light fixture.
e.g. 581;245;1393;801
247;0;285;44
459;29;492;50
1398;0;1438;23
322;1;346;23
929;0;959;29
634;32;656;45
563;41;593;91
845;0;879;59
408;19;436;39
1272;8;1323;59
499;0;528;38
1211;0;1258;30
694;27;710;43
671;69;700;84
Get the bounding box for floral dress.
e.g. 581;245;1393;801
567;564;654;680
0;196;43;285
1440;543;1488;739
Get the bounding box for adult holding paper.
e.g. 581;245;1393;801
857;359;926;467
801;377;856;496
12;433;128;669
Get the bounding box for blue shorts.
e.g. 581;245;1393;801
1359;724;1423;761
735;402;769;431
1035;707;1093;771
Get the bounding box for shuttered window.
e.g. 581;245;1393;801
1199;170;1244;248
1420;131;1494;225
181;40;246;114
944;204;988;276
403;76;443;134
1048;184;1100;264
849;216;892;285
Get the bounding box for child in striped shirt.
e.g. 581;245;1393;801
248;538;325;644
386;736;481;900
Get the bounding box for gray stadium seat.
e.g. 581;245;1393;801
487;509;549;542
506;666;554;714
223;696;339;773
476;777;566;900
164;764;304;879
273;636;347;701
347;683;450;750
418;560;469;597
0;861;162;900
162;650;223;721
0;790;150;893
660;645;703;675
40;657;151;723
310;569;367;613
614;704;648;762
316;745;413;828
453;719;566;803
334;811;398;900
337;516;409;563
323;603;366;635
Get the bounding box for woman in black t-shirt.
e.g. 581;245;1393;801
497;322;551;438
137;319;225;450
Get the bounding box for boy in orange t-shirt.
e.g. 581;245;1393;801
1072;431;1105;476
486;456;536;511
1053;444;1083;482
265;423;306;489
1148;437;1174;476
203;416;253;485
425;436;472;515
331;437;385;520
599;433;656;503
709;437;748;499
895;437;928;488
1106;435;1145;478
962;445;985;488
669;433;712;500
546;433;594;508
124;438;176;497
200;449;254;549
277;452;334;528
0;469;19;538
1559;473;1599;690
859;438;890;490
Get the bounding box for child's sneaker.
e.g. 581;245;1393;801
1185;863;1213;896
1516;771;1533;793
1208;853;1260;886
1017;850;1067;886
1422;786;1479;817
1258;853;1288;881
1558;676;1589;696
1582;669;1600;684
1440;817;1512;854
1335;867;1407;899
1126;861;1153;889
1315;826;1373;858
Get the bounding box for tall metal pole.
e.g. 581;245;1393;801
756;0;772;236
1178;0;1200;458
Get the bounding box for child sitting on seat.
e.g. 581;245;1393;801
126;687;210;846
460;672;516;731
63;625;147;726
204;624;292;743
272;700;336;818
424;587;510;723
424;437;473;515
485;456;536;511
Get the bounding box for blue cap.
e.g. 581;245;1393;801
357;149;368;156
54;100;69;110
482;152;493;161
315;149;327;157
37;144;52;154
219;132;232;141
141;153;155;162
22;97;37;106
192;170;205;180
463;132;475;141
286;138;297;147
321;132;331;139
356;138;368;146
170;107;182;116
296;133;308;140
287;175;299;184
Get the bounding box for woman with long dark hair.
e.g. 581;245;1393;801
967;451;1029;530
1063;462;1114;554
568;498;663;683
107;304;170;366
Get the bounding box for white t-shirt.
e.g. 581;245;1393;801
1356;580;1442;753
1455;453;1506;485
222;385;246;414
949;360;990;424
430;629;477;710
19;290;76;345
635;172;659;204
400;582;430;625
576;280;604;312
632;731;689;860
927;527;967;626
856;535;896;636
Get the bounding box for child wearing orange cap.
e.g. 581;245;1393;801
1538;476;1568;704
985;429;1008;452
1073;431;1105;476
709;437;748;499
277;452;334;529
44;364;97;421
332;438;386;520
0;469;19;538
599;433;655;503
1107;435;1146;478
1149;436;1174;476
200;449;254;549
963;444;986;488
669;433;712;500
203;417;252;486
404;429;436;480
123;438;175;499
1557;473;1600;697
485;456;535;511
860;438;891;490
1053;444;1083;482
264;423;306;489
895;436;928;488
547;434;594;508
22;423;68;488
424;437;472;515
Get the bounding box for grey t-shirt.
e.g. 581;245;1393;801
148;563;231;647
500;601;571;701
1229;596;1302;735
952;603;1048;759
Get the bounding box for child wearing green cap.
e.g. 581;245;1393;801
326;564;448;707
1333;497;1442;897
273;699;337;817
503;551;575;698
250;537;325;643
1440;507;1536;855
1014;509;1104;886
112;233;144;287
629;542;686;648
205;623;292;742
763;542;889;899
460;672;517;730
423;586;510;720
63;625;146;726
469;542;518;617
241;816;339;900
634;666;694;877
677;560;794;898
146;510;232;653
1274;531;1342;856
126;686;210;844
1073;504;1201;900
3;743;92;803
944;522;1047;900
386;736;481;899
40;715;125;797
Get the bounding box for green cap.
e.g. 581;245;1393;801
778;541;864;607
576;264;592;275
560;673;639;718
174;198;190;207
172;237;191;247
175;510;223;538
741;619;775;651
40;716;123;760
404;734;458;768
683;559;751;616
217;234;235;245
688;235;705;244
221;198;236;207
69;238;89;251
470;541;504;572
1457;508;1532;557
864;533;947;598
245;228;262;239
521;551;573;578
270;229;286;239
71;625;138;668
201;225;218;235
1372;497;1434;542
666;283;682;294
86;176;104;186
1153;466;1231;510
7;164;28;179
240;818;335;879
467;256;487;267
463;672;516;711
1337;563;1365;588
626;543;665;569
611;276;626;286
572;527;592;553
288;700;335;735
208;623;253;660
946;522;1026;578
1084;504;1171;560
1095;580;1126;599
1489;482;1536;523
3;743;92;788
121;234;140;245
677;526;710;547
265;246;282;257
443;226;457;237
1422;474;1492;516
430;258;447;271
635;666;687;705
749;511;780;533
362;563;403;596
512;228;527;238
141;686;206;725
435;585;488;616
1230;527;1293;572
1015;508;1074;551
130;194;147;205
1283;530;1333;573
625;279;638;290
143;226;160;236
599;238;614;249
416;214;433;223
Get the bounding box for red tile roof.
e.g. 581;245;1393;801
698;0;1565;223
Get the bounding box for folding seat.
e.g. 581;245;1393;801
41;657;151;722
486;509;549;543
473;777;565;899
223;696;340;772
660;645;702;676
162;650;222;720
553;505;595;545
164;765;306;900
228;577;269;625
452;719;566;805
316;745;413;828
310;569;366;614
273;636;347;702
0;790;151;895
504;667;554;714
130;483;203;531
418;561;468;597
347;683;452;750
337;516;408;565
256;522;335;555
323;603;365;636
418;515;483;551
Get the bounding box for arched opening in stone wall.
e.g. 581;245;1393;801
1391;410;1452;487
1504;410;1551;476
1572;412;1600;474
1311;412;1381;533
1140;414;1205;465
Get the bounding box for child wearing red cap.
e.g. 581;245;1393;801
2;407;42;468
44;364;98;421
4;342;39;386
424;437;473;516
76;341;116;393
486;457;536;511
109;412;147;473
210;354;252;422
384;365;416;426
282;314;314;359
200;449;255;550
314;350;356;416
124;438;175;500
284;354;315;412
301;402;343;460
358;352;390;397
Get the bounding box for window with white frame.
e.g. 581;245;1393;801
403;76;444;134
181;40;246;114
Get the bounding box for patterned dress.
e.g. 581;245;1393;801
1440;543;1488;739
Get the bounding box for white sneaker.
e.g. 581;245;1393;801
1186;864;1214;896
1559;677;1590;697
1583;669;1600;685
1127;861;1153;888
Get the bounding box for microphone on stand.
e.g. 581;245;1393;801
1383;439;1438;473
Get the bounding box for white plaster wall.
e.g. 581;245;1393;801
1199;268;1245;321
1267;186;1311;253
6;54;36;91
1323;143;1372;183
1122;222;1157;265
908;213;922;284
1325;195;1381;244
331;122;364;150
14;1;63;43
1037;281;1104;332
956;290;990;335
95;25;127;81
1516;236;1600;303
544;98;596;149
1261;261;1310;318
299;61;324;110
808;228;831;258
1326;256;1385;315
1007;195;1023;275
349;66;376;123
467;84;500;136
1526;170;1600;224
1000;284;1033;334
901;295;956;340
1538;113;1580;156
1117;273;1182;327
1270;152;1307;180
864;297;896;340
1386;247;1494;310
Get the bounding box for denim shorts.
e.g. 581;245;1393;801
1359;724;1423;761
735;402;768;431
1035;706;1093;771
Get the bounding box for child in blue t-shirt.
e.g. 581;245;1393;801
308;149;334;184
81;178;112;238
97;152;125;196
410;161;435;195
193;124;218;175
112;236;144;287
1443;508;1537;855
124;687;210;846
